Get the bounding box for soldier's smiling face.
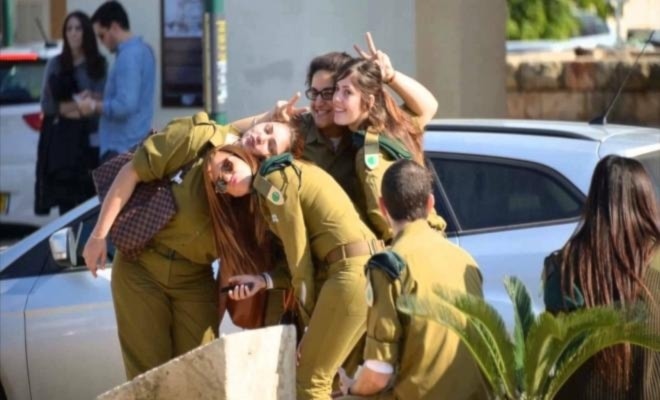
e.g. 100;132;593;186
208;151;253;197
333;74;371;131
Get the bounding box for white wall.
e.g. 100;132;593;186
619;0;660;35
417;0;507;118
225;0;415;121
65;0;416;129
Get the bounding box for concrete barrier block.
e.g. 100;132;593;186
97;325;296;400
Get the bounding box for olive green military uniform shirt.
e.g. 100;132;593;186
132;112;232;264
300;113;367;220
254;158;376;319
364;219;488;400
355;132;446;242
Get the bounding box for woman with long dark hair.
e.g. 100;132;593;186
543;155;660;399
332;57;445;242
36;10;107;214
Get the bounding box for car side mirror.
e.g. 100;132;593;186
49;227;77;268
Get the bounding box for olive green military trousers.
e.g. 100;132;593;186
111;248;219;379
297;255;370;399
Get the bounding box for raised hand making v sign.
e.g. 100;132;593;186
351;32;439;127
353;32;396;84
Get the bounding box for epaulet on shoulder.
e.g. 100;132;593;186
366;251;406;280
353;130;412;167
192;112;211;125
258;153;294;176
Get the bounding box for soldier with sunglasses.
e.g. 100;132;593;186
212;145;383;399
82;111;301;380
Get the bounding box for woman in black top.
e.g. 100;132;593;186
36;10;107;214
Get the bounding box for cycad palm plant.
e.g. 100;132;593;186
397;276;660;400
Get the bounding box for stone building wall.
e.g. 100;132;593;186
506;52;660;127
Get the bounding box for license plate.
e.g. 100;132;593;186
0;192;9;214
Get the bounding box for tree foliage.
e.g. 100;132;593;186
507;0;614;40
398;276;660;400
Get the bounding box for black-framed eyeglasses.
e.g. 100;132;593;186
305;87;335;101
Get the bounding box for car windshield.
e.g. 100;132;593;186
0;60;46;105
635;150;660;204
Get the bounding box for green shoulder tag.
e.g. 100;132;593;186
253;175;284;205
365;250;406;280
364;131;380;170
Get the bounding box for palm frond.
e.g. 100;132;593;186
397;295;505;397
522;311;564;395
528;306;643;396
503;276;535;390
397;294;511;398
545;321;660;400
399;285;518;397
435;286;517;396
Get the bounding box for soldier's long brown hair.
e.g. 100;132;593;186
202;145;272;311
334;59;424;164
559;155;660;389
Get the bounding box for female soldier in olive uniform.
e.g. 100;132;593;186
340;160;488;400
82;112;298;379
223;149;383;399
333;58;446;242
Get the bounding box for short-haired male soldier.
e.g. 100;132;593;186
79;1;155;162
339;160;489;399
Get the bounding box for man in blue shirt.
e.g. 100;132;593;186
80;1;155;161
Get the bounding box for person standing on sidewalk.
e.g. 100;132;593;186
79;1;155;162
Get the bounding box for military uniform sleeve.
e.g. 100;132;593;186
132;113;227;182
258;167;316;315
355;147;394;242
266;241;293;290
364;268;402;365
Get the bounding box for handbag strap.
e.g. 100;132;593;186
168;153;203;185
167;127;223;184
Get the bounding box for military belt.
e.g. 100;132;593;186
324;239;385;264
148;241;187;261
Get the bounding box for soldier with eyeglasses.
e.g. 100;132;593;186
230;33;437;230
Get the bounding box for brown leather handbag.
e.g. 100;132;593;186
92;152;178;260
92;152;201;260
226;292;268;329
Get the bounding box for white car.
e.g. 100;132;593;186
0;43;61;233
425;119;659;325
1;119;659;399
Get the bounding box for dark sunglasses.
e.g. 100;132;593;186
305;87;335;101
214;158;234;194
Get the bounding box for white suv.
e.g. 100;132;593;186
0;43;61;233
